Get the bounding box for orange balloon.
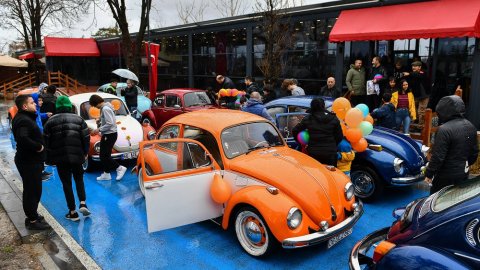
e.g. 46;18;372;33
111;99;121;111
345;128;363;143
352;138;368;152
365;114;374;124
345;108;363;128
332;97;352;120
89;107;100;119
210;174;231;204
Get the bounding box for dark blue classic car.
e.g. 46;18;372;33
265;96;428;200
350;178;480;270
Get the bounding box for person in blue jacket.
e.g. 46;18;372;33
31;92;53;180
241;92;274;122
370;92;397;129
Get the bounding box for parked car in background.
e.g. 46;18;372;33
350;177;480;270
97;82;152;118
265;96;429;200
141;89;218;129
69;92;156;170
135;110;363;257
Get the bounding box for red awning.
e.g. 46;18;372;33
329;0;480;42
44;36;100;57
18;52;42;60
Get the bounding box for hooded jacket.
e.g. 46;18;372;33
31;92;48;132
371;103;396;129
425;95;478;180
346;64;366;95
242;99;274;122
12;110;45;164
99;102;117;134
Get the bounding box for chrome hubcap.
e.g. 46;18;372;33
245;220;262;244
353;172;374;197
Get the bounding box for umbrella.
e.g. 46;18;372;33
112;68;139;82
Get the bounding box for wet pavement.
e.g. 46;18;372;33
0;100;430;269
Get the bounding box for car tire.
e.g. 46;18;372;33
234;206;275;257
351;167;384;201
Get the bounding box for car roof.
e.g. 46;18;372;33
69;92;120;105
160;89;205;94
164;109;269;134
265;95;334;108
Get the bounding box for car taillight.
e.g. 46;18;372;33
373;240;396;263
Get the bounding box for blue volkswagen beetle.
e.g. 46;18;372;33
97;82;152;118
265;96;428;200
350;177;480;269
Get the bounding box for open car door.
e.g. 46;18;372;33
140;138;223;232
275;112;308;151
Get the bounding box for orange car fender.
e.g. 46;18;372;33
222;186;318;242
88;134;101;156
142;123;156;140
330;170;357;212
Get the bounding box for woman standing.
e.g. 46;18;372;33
392;79;416;135
121;79;138;114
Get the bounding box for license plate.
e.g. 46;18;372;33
327;228;353;248
123;151;139;159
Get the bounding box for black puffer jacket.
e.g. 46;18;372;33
292;111;343;156
12;110;45;164
425;95;478;179
43;110;90;165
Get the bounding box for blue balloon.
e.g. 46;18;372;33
355;104;369;118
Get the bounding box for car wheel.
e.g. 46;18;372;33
138;164;153;196
234;207;274;257
351;167;384;201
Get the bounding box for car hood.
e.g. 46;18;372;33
86;115;143;152
367;127;425;169
229;147;346;225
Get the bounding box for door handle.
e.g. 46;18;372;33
145;183;164;190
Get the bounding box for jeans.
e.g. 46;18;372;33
396;108;411;134
57;163;86;211
15;161;43;221
100;132;119;173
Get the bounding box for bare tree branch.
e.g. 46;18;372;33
176;0;208;24
213;0;248;17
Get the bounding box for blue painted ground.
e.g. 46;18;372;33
38;163;429;270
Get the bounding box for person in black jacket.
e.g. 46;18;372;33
292;98;343;166
12;94;50;230
40;85;57;117
371;93;396;129
121;79;138;114
44;96;91;221
424;95;478;194
216;75;236;90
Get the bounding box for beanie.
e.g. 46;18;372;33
56;96;72;110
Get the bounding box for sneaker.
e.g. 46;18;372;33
26;219;51;230
25;215;45;226
79;204;91;217
116;166;127;181
65;212;80;221
96;172;111;181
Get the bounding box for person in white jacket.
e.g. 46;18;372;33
88;94;127;181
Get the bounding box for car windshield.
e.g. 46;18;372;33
80;98;129;120
184;92;213;107
221;122;283;159
432;178;480;212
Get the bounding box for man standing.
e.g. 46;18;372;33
12;95;50;230
242;92;275;122
44;96;91;221
244;76;259;95
424;95;478;194
368;56;388;110
404;61;431;125
346;59;366;106
121;79;138;114
216;75;236;89
88;94;127;181
319;77;341;98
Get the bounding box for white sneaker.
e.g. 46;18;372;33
96;172;111;181
116;166;127;181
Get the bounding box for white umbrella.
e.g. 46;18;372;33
112;68;139;82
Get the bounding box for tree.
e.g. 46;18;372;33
0;0;91;50
213;0;248;17
106;0;152;74
176;0;208;24
92;25;121;39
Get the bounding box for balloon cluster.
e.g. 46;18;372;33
218;89;246;109
332;98;373;152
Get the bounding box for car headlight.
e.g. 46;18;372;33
287;207;302;230
94;141;101;153
147;131;156;140
393;158;405;174
421;145;430;156
344;182;354;201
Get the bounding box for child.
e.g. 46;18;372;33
371;92;397;129
337;139;355;177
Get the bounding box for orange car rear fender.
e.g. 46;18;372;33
222;186;318;242
88;134;102;156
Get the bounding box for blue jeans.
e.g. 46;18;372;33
396;108;411;134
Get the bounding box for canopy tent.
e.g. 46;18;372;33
0;54;28;68
18;52;42;60
44;36;100;57
329;0;480;42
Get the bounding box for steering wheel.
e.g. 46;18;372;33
253;140;268;148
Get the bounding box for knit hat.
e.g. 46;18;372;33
56;96;72;110
411;61;422;67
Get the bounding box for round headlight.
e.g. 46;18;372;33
287;207;302;230
93;141;101;153
147;131;156;140
344;182;354;201
393;158;405;174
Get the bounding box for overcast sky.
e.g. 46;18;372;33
0;0;336;54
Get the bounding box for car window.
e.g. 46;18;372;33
165;95;181;108
276;114;307;138
184;125;223;169
433;178;480;212
79;98;128;120
288;106;308;113
156;125;180;151
184;92;213;107
221;122;283;159
154;94;165;106
267;106;286;119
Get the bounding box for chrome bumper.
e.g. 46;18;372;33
282;200;364;249
391;168;425;185
91;153;125;161
349;227;389;270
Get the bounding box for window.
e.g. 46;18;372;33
184;125;223;169
80;98;128;120
156;125;180;151
433;178;480;212
165;95;181;108
184;92;213;107
267;106;286;119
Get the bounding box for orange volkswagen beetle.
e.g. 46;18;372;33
135;110;363;256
